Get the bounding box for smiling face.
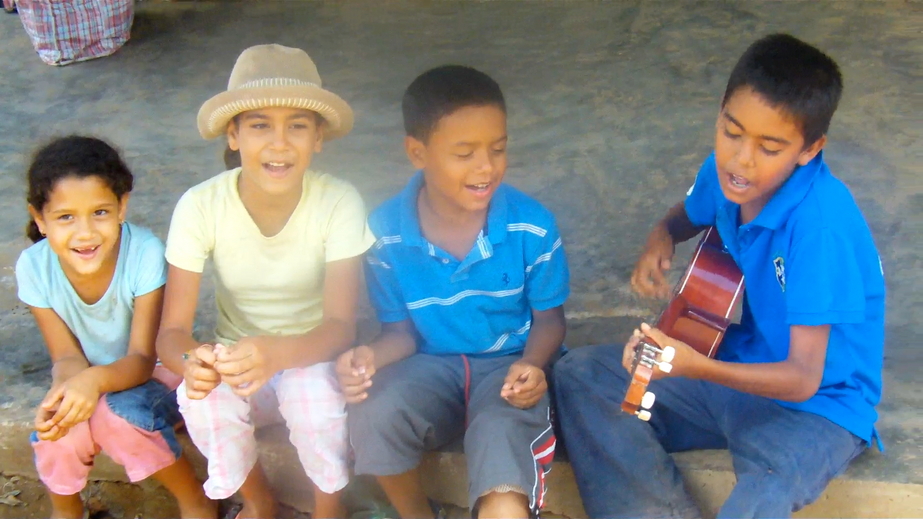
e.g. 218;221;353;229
29;175;128;279
714;87;826;222
227;106;324;196
406;104;508;218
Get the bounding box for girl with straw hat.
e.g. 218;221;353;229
155;44;373;519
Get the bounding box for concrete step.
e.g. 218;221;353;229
2;421;920;518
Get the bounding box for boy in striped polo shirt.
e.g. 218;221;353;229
337;65;569;519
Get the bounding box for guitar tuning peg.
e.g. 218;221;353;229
641;391;656;409
636;410;652;421
661;346;676;363
657;362;673;374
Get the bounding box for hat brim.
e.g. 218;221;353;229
197;85;354;140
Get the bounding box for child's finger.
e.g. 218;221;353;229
214;358;253;377
195;344;217;366
53;400;84;429
41;385;65;410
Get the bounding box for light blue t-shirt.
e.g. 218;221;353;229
684;152;885;445
15;222;167;367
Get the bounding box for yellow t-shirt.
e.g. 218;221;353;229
165;168;374;344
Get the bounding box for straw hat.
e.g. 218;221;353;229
197;44;354;140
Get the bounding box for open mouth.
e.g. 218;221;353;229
466;182;492;196
727;173;752;190
72;245;100;259
263;161;292;178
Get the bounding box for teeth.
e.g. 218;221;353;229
268;162;286;167
473;183;488;188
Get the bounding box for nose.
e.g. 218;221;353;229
735;139;757;168
270;125;290;150
75;216;97;238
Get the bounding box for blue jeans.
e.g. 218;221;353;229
553;344;865;519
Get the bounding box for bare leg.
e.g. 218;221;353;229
312;482;346;519
47;490;83;519
476;491;529;519
377;467;434;519
236;462;278;519
150;455;217;519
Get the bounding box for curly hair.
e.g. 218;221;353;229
26;136;133;243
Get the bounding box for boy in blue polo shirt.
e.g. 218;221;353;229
554;34;885;518
337;66;568;519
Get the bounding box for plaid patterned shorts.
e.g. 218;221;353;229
177;362;349;498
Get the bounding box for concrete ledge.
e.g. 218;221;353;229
2;421;921;518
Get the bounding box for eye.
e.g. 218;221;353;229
456;151;474;159
291;123;309;130
57;214;73;222
723;127;741;139
94;209;109;216
760;146;782;157
250;123;269;130
491;147;507;155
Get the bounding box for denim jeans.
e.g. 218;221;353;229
553;344;866;519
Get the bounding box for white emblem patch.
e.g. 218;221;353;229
773;256;786;292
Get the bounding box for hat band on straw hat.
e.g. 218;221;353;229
236;77;320;90
208;97;342;133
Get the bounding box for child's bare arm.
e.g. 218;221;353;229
640;323;828;402
632;201;704;299
30;306;89;386
501;306;565;409
156;265;206;374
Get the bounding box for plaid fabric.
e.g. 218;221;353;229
177;362;350;499
17;0;133;66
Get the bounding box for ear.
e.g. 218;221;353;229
117;193;131;222
797;135;826;166
226;119;241;152
27;205;45;235
404;135;427;170
314;122;324;153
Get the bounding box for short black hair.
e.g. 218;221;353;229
402;65;506;142
25;136;133;243
722;33;843;146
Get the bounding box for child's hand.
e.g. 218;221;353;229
335;346;376;404
214;338;273;397
631;227;675;299
501;360;547;409
34;388;70;442
184;344;221;400
37;370;101;433
623;323;701;380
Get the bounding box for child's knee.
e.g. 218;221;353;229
32;422;97;495
475;490;530;519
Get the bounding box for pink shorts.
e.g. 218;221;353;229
31;367;184;495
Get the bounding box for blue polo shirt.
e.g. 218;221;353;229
684;152;885;444
365;172;570;357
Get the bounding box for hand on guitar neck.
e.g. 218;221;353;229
621;323;701;380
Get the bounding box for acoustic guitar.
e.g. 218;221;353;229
622;226;745;421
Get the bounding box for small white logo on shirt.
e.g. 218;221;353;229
773;256;786;292
686;182;696;196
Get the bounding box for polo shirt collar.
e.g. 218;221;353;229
398;171;511;248
746;151;826;230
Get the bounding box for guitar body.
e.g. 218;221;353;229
621;227;745;419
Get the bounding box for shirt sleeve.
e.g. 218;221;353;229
786;227;866;325
524;216;570;311
164;189;213;273
364;241;410;323
324;183;375;262
684;153;720;227
131;233;167;297
15;250;50;308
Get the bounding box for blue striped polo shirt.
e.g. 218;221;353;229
365;171;570;357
